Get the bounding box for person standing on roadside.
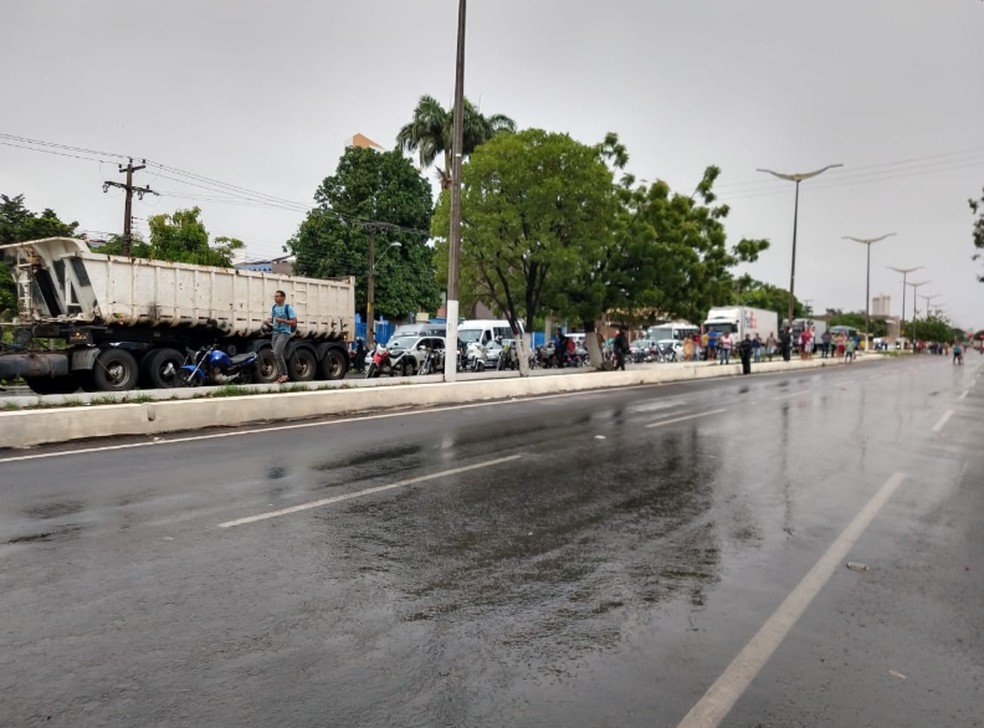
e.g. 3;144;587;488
779;327;792;362
738;333;754;375
718;330;733;365
264;289;296;384
613;326;629;371
765;332;778;362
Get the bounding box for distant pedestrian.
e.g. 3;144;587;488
820;330;832;359
682;336;694;363
779;327;792;362
752;333;763;363
739;334;754;375
953;340;963;365
765;332;777;362
264;289;296;383
613;326;628;371
718;331;733;365
845;336;856;363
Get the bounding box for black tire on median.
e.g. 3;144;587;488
92;348;139;392
253;348;279;384
319;347;347;380
142;347;185;389
288;346;317;382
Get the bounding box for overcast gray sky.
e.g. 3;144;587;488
3;0;983;329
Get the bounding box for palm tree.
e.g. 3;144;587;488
396;94;516;189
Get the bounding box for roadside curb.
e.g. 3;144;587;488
0;356;862;449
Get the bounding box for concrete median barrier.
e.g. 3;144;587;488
0;357;861;450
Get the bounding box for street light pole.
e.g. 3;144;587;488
843;233;895;351
918;294;940;318
887;265;923;346
907;280;930;342
757;164;843;328
444;0;467;383
365;225;400;351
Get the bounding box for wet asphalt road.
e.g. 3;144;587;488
1;355;983;728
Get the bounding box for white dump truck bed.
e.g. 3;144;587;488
1;237;354;339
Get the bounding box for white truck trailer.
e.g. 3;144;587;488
703;306;778;342
0;237;355;393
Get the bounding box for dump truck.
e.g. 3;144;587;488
0;237;355;394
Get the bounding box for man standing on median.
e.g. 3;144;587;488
264;290;296;384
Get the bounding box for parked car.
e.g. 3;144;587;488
382;335;447;375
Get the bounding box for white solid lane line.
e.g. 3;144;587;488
932;409;954;433
218;454;522;528
674;472;906;728
645;409;727;428
773;390;810;400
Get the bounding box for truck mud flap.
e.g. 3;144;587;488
0;352;71;379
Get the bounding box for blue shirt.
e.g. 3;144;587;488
272;304;294;335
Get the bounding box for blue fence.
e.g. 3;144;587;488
354;315;395;345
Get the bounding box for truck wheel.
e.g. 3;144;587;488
319;348;347;380
24;375;81;395
253;349;279;384
142;348;184;388
288;347;316;381
92;349;139;391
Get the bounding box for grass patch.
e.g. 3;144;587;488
211;384;252;398
3;401;20;411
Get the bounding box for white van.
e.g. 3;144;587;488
457;319;524;346
645;321;699;356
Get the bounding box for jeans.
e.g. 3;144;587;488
272;332;290;377
719;348;730;365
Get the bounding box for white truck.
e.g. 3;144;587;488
703;306;778;342
0;237;355;393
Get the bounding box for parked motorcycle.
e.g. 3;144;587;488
177;344;259;386
365;343;415;378
418;346;445;375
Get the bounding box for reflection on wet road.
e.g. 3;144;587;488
2;356;983;727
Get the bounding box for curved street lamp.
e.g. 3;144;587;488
887;265;923;345
843;233;895;350
757;164;843;327
906;280;930;341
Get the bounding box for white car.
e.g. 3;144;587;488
374;335;447;376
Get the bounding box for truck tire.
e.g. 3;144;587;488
319;347;347;380
142;348;184;389
253;348;279;384
288;346;316;382
24;375;81;395
92;349;139;392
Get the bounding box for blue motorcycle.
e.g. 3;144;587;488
177;344;259;387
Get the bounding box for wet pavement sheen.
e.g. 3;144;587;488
2;355;983;727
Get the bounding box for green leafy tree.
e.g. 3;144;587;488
0;194;79;319
432;129;616;353
397;94;516;189
909;314;960;343
288;146;439;320
606;166;770;327
735;277;806;322
148;208;242;266
970;188;984;282
93;233;151;258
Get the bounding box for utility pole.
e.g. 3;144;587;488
444;0;467;383
103;158;157;255
362;222;401;352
